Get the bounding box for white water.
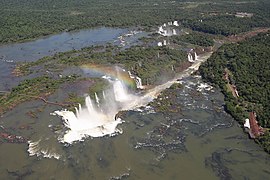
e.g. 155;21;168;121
28;140;61;159
163;40;167;46
188;51;199;62
173;21;179;26
95;92;100;107
157;20;179;36
195;52;198;61
188;53;194;62
135;77;143;89
53;52;212;144
113;79;132;102
128;71;144;89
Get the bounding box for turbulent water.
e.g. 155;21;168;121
0;30;269;179
50;53;211;145
1;71;269;179
0;73;269;180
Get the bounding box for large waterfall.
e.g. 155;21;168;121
113;79;131;102
53;52;211;144
53;78;135;143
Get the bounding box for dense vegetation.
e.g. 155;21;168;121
199;32;270;152
0;0;269;43
2;44;188;115
17;45;187;85
171;32;215;47
0;75;78;114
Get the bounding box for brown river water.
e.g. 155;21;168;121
0;29;269;180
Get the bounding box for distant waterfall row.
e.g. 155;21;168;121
157;20;179;37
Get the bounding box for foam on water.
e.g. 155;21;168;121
28;140;61;160
52;52;212;144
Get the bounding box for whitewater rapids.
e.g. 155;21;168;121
52;52;212;144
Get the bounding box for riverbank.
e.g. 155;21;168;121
199;31;270;153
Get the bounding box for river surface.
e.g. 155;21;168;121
0;28;269;180
0;27;146;91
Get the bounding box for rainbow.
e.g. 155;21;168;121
80;64;136;88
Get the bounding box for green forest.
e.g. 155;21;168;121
1;44;188;115
0;0;269;43
18;45;187;85
199;32;270;153
171;32;215;47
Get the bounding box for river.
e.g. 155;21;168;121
0;27;146;91
0;28;269;179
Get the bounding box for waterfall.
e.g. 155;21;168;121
128;71;144;89
163;40;167;46
194;52;198;61
52;79;134;143
159;26;164;33
75;107;79;117
157;42;163;47
102;91;106;100
85;96;94;114
79;103;82;113
95;92;100;107
188;51;199;63
52;53;212;144
158;21;179;36
188;53;194;62
173;21;179;26
113;79;130;102
135;76;143;89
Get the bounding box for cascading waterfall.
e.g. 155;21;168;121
135;77;143;89
173;21;179;26
52;76;139;143
194;52;198;61
52;79;129;143
163;40;167;46
188;53;194;62
157;42;163;46
157;20;179;36
188;51;199;63
95;92;100;107
128;71;144;89
113;79;131;102
102;90;106;99
52;53;212;144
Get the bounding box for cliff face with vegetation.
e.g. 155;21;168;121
199;32;270;153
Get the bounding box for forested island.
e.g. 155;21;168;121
0;45;188;115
